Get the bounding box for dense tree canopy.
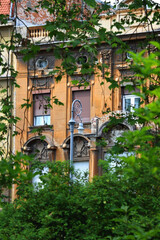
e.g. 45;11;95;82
0;0;160;239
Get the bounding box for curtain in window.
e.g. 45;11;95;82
34;115;50;126
73;161;89;173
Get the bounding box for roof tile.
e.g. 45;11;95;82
0;0;11;15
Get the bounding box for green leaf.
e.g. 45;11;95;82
84;0;97;8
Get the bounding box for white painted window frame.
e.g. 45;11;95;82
123;94;140;112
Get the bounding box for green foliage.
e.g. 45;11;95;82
52;96;64;106
84;0;97;8
0;14;9;25
0;0;160;239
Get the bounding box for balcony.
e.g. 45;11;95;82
28;26;54;43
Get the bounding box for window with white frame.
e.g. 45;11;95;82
121;86;140;112
33;93;51;126
123;95;140;112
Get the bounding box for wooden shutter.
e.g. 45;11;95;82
72;90;90;122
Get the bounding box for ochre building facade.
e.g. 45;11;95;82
3;0;159;199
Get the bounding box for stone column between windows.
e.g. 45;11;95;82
89;147;98;181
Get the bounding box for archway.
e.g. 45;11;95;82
62;134;90;175
97;122;132;174
23;136;56;186
23;136;56;162
99;123;130;147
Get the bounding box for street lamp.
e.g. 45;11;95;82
69;99;84;178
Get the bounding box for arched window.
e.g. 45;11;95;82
23;137;56;187
62;135;90;176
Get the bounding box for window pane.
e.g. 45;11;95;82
44;115;50;125
134;98;140;109
34;116;43;126
34;115;50;126
125;98;131;111
73;161;89;173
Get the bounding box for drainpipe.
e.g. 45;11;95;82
111;48;114;111
9;2;13;18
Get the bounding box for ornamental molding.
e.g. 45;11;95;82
91;110;135;136
101;49;112;62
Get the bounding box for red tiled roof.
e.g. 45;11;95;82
0;0;11;15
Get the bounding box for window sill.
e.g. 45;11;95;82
74;122;91;128
29;125;53;132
